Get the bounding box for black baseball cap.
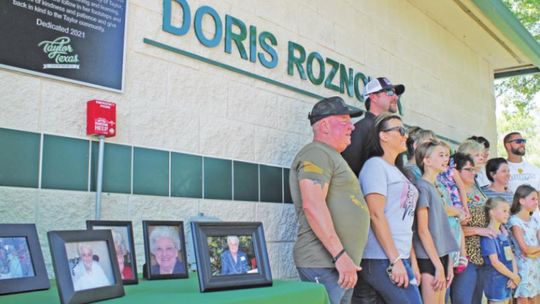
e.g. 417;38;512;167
308;96;363;125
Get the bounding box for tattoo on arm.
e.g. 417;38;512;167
308;178;325;190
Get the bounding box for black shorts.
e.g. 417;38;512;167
417;255;449;277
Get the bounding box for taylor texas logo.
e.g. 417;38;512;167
37;36;80;69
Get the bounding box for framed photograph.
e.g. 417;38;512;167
86;220;138;285
142;221;188;280
47;229;124;304
191;221;272;292
0;224;50;295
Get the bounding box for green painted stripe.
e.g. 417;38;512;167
143;38;324;100
472;0;540;68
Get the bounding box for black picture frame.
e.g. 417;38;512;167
86;220;138;285
142;220;188;280
47;229;124;304
0;224;50;295
191;221;272;292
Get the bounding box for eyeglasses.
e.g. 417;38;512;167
382;126;407;136
508;138;527;144
461;167;476;173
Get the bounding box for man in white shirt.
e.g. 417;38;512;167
504;132;540;192
504;132;540;221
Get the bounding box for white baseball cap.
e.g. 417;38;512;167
363;77;405;101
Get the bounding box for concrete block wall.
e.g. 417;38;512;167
0;0;498;280
0;186;298;279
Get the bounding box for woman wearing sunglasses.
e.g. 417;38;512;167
450;153;495;304
354;113;422;303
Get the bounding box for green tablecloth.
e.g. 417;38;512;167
1;274;329;304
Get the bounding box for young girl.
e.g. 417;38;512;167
508;185;540;304
437;151;470;273
480;197;520;304
413;141;459;304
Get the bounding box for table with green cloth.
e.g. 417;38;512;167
1;273;329;304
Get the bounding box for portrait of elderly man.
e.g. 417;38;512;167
72;243;111;291
149;226;185;275
220;236;249;275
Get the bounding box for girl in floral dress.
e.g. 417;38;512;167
508;184;540;304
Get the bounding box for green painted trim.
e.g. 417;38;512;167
143;38;324;99
472;0;540;68
0;127;461;202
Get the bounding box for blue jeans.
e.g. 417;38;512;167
355;259;422;304
352;271;385;304
484;266;511;301
450;263;485;304
297;267;353;304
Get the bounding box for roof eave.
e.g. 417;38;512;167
471;0;540;70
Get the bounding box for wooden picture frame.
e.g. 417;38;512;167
47;229;124;304
142;220;188;280
0;223;50;295
86;220;138;285
191;221;272;292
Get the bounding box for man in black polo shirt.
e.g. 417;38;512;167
341;77;405;176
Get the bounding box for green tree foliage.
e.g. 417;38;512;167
503;0;540;37
496;0;540;164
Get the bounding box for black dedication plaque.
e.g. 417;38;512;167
0;0;127;91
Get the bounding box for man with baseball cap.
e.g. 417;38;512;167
290;96;370;304
342;77;405;176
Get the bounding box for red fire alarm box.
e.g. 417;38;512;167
87;100;116;137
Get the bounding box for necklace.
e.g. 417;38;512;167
434;182;448;202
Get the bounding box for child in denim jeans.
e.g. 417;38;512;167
480;197;520;304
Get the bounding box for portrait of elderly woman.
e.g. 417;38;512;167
71;242;112;291
220;236;249;275
86;220;138;284
110;230;134;280
149;226;185;275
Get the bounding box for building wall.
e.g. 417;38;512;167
0;0;498;279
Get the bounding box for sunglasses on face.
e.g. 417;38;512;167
382;126;407;136
508;138;527;144
377;89;396;96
